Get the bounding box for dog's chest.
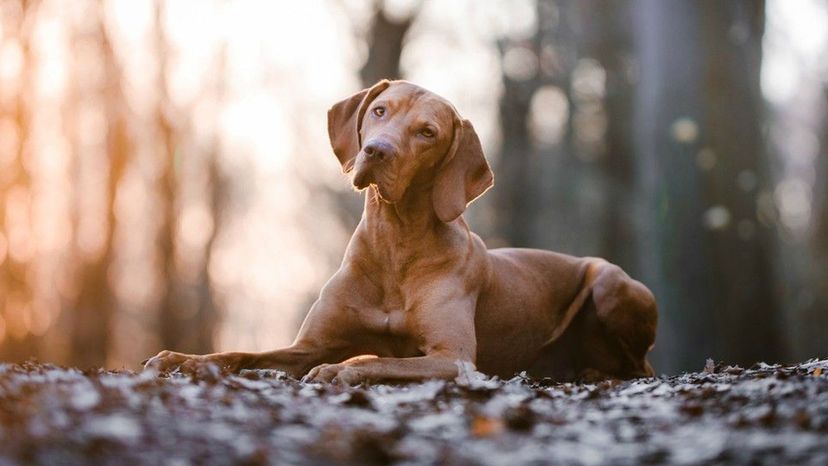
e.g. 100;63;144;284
357;306;409;336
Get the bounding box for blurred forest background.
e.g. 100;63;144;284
0;0;826;374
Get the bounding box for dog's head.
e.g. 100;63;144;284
327;80;493;222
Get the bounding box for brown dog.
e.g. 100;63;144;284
144;80;657;384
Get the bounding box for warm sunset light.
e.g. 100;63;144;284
2;1;828;464
0;0;826;375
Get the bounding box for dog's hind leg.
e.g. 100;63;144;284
581;261;658;379
532;260;657;381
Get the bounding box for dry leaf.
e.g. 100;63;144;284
813;367;823;377
704;358;715;374
471;416;504;437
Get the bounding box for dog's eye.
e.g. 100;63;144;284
419;128;436;138
372;107;385;117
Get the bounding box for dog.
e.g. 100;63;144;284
144;80;657;384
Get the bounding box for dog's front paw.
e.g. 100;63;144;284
304;363;364;386
143;350;213;375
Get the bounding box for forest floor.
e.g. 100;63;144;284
0;359;826;466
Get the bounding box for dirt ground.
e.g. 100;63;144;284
0;358;826;465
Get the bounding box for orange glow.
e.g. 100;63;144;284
0;0;824;370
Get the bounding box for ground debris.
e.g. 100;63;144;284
0;359;827;465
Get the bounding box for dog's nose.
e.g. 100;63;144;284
363;140;396;161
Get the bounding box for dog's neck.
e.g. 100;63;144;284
353;169;472;270
363;182;441;234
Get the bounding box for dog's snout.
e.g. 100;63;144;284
363;140;396;161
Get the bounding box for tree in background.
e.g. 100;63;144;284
67;10;130;368
359;1;421;86
492;0;622;259
799;85;828;358
699;0;781;367
0;0;825;372
152;0;223;356
0;0;227;365
0;0;38;363
493;0;576;250
581;0;639;271
324;0;422;230
490;0;785;372
153;0;185;355
632;0;782;372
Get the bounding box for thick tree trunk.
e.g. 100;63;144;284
0;0;38;363
359;4;419;86
583;0;638;271
698;0;783;366
493;71;537;247
632;0;782;372
193;153;222;355
799;87;828;358
69;16;130;368
153;0;184;352
493;0;576;250
632;0;716;373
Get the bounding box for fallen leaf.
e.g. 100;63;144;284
503;404;536;431
704;358;716;374
813;367;822;377
679;402;704;417
470;416;504;437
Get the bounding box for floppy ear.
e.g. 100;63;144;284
433;118;494;223
327;80;391;173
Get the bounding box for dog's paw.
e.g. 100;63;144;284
303;363;341;383
143;350;210;375
304;363;364;386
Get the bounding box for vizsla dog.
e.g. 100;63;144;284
145;80;657;384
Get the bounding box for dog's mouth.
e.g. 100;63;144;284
356;178;395;204
353;171;393;200
352;158;399;203
353;171;371;190
372;184;392;203
354;176;371;191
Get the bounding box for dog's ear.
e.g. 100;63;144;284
433;118;494;223
327;80;391;173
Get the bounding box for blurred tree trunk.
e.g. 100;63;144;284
493;0;611;255
0;0;38;362
187;49;229;355
150;4;225;356
328;2;421;228
698;0;783;366
493;61;537;247
169;150;221;356
816;89;828;250
583;0;639;271
194;152;222;354
802;87;828;358
359;2;420;86
631;0;716;373
493;0;571;249
69;13;130;368
153;0;184;352
632;0;781;372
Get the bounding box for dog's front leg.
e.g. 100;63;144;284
143;343;343;378
144;274;365;377
305;291;478;385
304;355;466;385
